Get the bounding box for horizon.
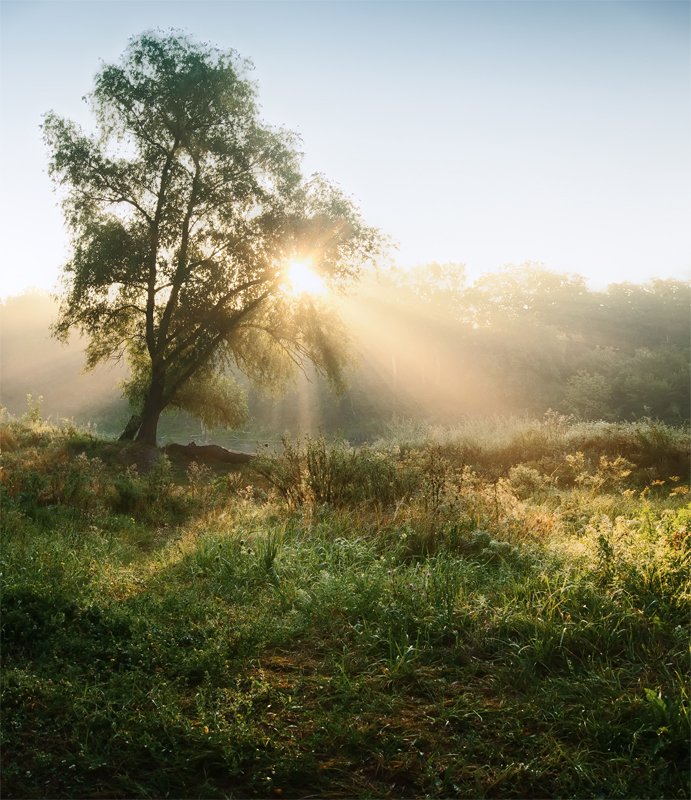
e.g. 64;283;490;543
1;0;690;298
2;262;690;306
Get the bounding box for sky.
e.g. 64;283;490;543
0;0;689;298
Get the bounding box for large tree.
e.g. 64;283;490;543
44;32;380;445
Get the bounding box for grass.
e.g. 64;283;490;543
1;410;689;798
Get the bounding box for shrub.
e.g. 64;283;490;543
255;437;420;509
508;464;548;498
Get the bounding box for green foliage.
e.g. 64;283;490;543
508;463;548;498
563;371;613;419
255;436;419;508
0;415;193;527
334;265;690;429
1;413;689;798
378;414;690;488
170;371;249;429
44;31;381;444
21;393;44;424
3;266;688;436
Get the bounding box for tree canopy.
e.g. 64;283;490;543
44;31;381;445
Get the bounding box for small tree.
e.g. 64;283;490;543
44;31;380;445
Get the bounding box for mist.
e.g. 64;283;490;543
0;292;129;433
3;264;686;443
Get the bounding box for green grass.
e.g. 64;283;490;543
1;412;689;798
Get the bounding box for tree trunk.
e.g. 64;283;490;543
134;371;166;446
119;414;143;441
135;407;162;447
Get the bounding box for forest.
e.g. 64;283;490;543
2;264;689;442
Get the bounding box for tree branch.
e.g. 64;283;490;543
162;288;272;403
157;154;202;349
145;135;180;363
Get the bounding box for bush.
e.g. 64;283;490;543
254;437;420;509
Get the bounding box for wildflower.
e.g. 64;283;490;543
203;725;209;734
651;479;666;486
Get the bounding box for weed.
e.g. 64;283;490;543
1;412;688;799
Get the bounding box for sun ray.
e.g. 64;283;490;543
282;259;327;297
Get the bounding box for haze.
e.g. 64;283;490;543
3;268;688;442
1;0;690;299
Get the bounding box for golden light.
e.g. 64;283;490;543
282;259;327;297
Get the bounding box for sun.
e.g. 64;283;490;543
282;259;327;297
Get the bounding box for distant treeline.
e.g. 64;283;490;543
254;265;690;438
2;265;689;440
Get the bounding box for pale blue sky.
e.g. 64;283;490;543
1;0;689;296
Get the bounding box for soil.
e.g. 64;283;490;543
165;442;255;465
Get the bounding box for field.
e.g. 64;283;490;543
1;411;689;798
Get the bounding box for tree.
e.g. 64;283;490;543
44;31;381;445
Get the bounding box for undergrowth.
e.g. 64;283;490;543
1;410;689;798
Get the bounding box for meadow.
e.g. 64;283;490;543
1;409;689;798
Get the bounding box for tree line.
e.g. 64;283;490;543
2;265;688;440
17;30;689;443
256;264;689;438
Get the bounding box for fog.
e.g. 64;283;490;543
0;292;129;432
2;265;689;443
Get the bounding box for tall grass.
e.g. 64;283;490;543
1;410;689;798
